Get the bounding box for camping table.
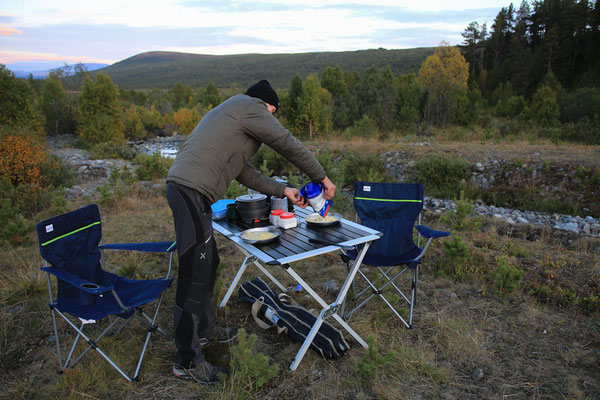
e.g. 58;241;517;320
213;206;381;371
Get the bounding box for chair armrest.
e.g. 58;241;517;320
41;266;114;295
99;241;176;253
415;225;451;239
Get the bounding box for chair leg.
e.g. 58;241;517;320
69;317;123;368
54;308;134;381
408;267;418;329
46;275;64;372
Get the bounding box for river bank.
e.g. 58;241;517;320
45;134;600;239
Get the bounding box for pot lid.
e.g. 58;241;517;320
236;193;267;202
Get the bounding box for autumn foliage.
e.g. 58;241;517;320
173;107;201;135
418;43;469;125
0;134;48;186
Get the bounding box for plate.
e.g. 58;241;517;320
239;227;281;244
305;212;342;227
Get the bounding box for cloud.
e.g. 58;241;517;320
2;1;507;63
0;25;21;35
0;49;115;64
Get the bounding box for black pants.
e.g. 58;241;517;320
166;183;219;369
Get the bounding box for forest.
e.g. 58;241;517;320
1;0;598;247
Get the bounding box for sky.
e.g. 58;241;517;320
1;0;510;71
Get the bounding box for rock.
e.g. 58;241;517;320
450;293;457;299
517;217;529;224
555;222;579;232
471;367;484;381
582;223;591;235
506;217;516;225
322;279;339;293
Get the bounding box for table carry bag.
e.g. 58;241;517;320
238;277;350;359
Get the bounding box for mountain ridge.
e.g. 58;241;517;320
92;47;435;89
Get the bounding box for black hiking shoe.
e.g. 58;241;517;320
172;362;226;384
213;324;239;343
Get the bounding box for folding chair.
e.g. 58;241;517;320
36;204;175;382
341;182;450;329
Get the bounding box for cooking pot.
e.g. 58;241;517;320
236;193;269;222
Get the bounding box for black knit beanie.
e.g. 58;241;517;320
245;80;280;112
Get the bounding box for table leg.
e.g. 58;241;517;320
329;242;371;348
219;255;253;308
252;260;288;293
289;308;326;371
286;242;373;370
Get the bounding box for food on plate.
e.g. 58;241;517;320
241;231;277;241
306;214;338;223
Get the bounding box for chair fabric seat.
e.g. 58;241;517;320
345;243;422;267
53;271;172;320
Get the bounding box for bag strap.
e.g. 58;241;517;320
278;292;298;306
251;297;286;334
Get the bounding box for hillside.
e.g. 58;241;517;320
93;48;434;89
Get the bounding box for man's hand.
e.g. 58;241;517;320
321;176;336;200
283;187;308;208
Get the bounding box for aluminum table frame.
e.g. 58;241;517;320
214;206;381;371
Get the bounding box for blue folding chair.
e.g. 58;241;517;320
36;204;175;381
341;182;450;328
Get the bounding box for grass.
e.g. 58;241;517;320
0;177;599;399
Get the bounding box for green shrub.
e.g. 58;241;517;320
490;255;523;296
356;336;396;384
496;95;526;118
251;146;297;177
580;294;600;314
314;149;340;185
342;114;379;139
561;116;600;144
0;195;31;246
559;87;600;124
441;195;481;231
225;180;248;199
340;152;387;188
134;152;173;180
409;153;471;199
122;104;147;140
227;328;279;399
442;236;470;278
89;142;137;160
42;154;78;188
592;164;600;185
525;85;560;127
78;112;125;145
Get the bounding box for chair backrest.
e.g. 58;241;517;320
37;204;103;302
353;182;423;266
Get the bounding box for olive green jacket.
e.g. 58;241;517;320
166;94;326;204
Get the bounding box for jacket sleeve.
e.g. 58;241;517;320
241;104;326;183
236;161;287;198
